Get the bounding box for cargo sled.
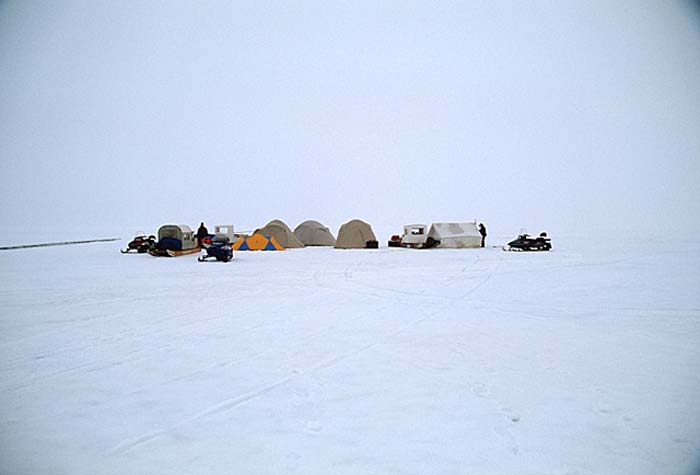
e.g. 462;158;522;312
149;224;201;257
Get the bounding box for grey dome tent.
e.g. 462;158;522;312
334;219;378;249
254;219;305;248
294;220;336;246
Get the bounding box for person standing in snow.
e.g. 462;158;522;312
478;223;487;248
196;222;209;248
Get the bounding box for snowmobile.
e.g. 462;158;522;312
121;233;156;253
387;235;402;247
198;235;234;262
506;232;551;252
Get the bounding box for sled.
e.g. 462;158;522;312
148;247;201;257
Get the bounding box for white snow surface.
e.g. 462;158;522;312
1;238;698;475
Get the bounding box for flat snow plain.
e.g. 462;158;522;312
1;237;698;475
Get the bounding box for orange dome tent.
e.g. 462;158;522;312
232;234;284;251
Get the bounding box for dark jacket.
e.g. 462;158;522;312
196;223;209;239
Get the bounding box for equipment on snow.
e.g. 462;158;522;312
505;232;551;252
161;248;202;257
121;233;156;253
388;222;481;249
149;245;202;257
423;236;441;249
198;235;234;262
387;224;430;248
148;224;199;257
387;235;402;247
198;234;216;247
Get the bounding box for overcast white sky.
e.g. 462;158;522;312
1;1;699;239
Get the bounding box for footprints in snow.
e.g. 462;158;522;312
594;388;641;430
466;377;523;455
493;407;522;455
470;382;491;399
305;420;323;433
501;406;521;423
291;383;324;436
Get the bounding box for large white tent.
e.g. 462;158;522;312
427;222;481;248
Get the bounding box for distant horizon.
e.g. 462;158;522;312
2;1;699;239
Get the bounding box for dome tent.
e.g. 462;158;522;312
293;220;336;246
232;234;284;251
334;219;378;249
254;219;305;249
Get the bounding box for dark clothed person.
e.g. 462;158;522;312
478;223;487;248
196;222;209;247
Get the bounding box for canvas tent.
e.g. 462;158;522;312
232;234;284;251
335;219;378;249
254;219;305;248
427;222;481;248
294;220;336;246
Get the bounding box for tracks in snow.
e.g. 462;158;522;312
108;339;383;455
109;253;492;455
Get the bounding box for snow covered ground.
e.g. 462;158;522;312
0;237;698;474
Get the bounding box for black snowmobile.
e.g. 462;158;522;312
198;235;234;262
121;233;156;253
506;232;551;252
